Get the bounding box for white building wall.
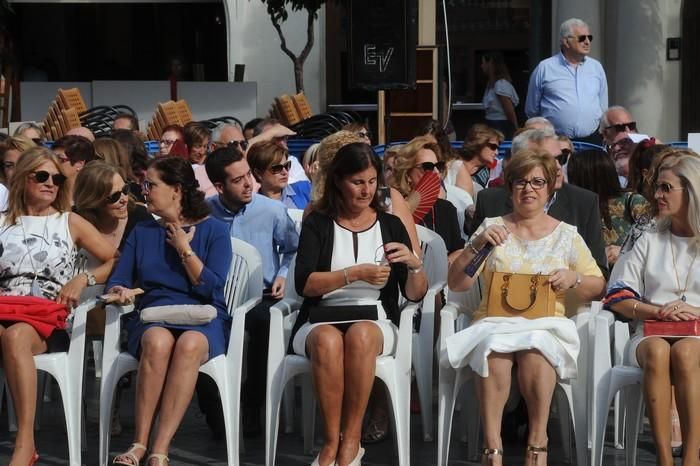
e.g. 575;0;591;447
223;0;325;118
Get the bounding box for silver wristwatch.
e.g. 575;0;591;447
84;271;97;286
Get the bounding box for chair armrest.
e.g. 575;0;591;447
270;297;303;317
394;302;419;370
226;296;262;359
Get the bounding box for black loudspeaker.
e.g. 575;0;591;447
348;0;418;91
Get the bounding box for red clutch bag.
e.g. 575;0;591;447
643;320;700;337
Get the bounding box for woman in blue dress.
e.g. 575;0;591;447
107;156;232;466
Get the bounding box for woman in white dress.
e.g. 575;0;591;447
604;154;700;466
0;147;115;465
447;149;605;466
293;143;427;466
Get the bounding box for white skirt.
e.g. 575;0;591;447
292;301;398;357
443;316;580;380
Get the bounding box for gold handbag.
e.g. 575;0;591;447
487;272;556;319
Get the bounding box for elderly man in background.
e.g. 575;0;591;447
525;18;608;144
599;105;638;145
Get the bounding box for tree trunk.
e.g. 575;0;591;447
270;8;316;94
294;59;304;93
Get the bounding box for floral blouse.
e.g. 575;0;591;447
603;192;650;247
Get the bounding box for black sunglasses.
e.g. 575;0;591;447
415;161;446;172
605;121;637;133
106;184;130;204
571;34;593;43
555;149;572;165
31;170;66;186
214;140;249;151
485;142;500;151
269;161;292;174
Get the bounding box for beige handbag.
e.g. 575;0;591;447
487;272;556;319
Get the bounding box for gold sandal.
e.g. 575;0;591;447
113;443;147;466
526;444;548;466
481;447;503;465
146;453;169;466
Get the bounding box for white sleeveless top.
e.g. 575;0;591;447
0;212;77;300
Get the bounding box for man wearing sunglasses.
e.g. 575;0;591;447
525;18;608;145
469;128;608;277
599;106;639;145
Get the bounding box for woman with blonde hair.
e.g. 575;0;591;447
391;136;464;262
1;135;37;186
0;147;116;465
605;153;700;466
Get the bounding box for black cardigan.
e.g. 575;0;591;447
291;210;421;347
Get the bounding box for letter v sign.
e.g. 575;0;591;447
379;47;394;72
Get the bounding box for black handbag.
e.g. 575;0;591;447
308;305;378;324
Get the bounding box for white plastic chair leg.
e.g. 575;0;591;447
301;376;315;455
92;340;104;378
282;379;295;434
436;365;457;466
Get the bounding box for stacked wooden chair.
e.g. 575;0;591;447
145;99;194;140
42;87;138;139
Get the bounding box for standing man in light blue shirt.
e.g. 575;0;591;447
198;145;299;438
525;18;608;144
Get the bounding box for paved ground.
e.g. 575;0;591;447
0;362;661;465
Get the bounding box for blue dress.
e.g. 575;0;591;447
106;217;233;360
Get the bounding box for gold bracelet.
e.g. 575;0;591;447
632;301;640;319
181;249;196;262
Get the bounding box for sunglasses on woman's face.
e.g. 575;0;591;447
30;170;66;186
269;161;292;174
106;184;130;204
414;161;446;172
485;142;500;151
555;149;572;166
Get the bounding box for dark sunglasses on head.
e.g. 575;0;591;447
605;121;637;133
415;161;446;172
571;34;593;43
106;184;130;204
269;161;292;174
555;149;572;165
31;170;66;186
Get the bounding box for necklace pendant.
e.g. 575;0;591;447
30;278;43;297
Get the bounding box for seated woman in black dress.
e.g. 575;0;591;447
292;143;428;466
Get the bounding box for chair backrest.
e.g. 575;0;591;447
292;92;313;120
175;99;193;125
223;238;264;314
275;95;302;126
416;225;448;290
57;88;88;114
444;184;474;241
157;101;181;127
61;107;82;131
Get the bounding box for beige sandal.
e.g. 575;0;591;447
481;447;503;465
146;453;169;466
526;444;548;466
113;443;147;466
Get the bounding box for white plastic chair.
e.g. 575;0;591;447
590;305;643;466
265;262;420;466
444;185;474;242
98;238;263;466
437;305;590;466
0;285;103;465
413;225;448;441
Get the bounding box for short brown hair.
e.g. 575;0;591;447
504;149;558;198
74;162;133;226
183;122;211;148
247;141;287;182
391;136;443;196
